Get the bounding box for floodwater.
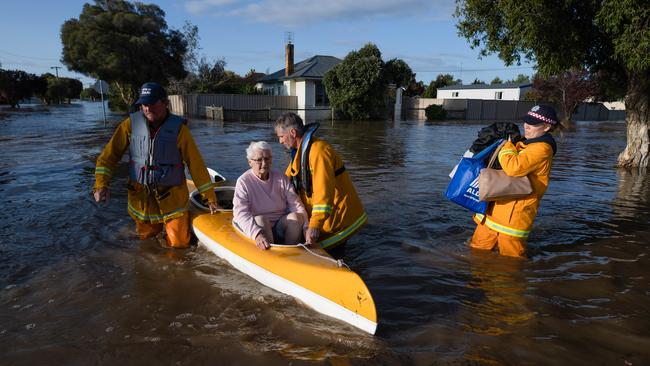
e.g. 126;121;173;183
1;102;649;365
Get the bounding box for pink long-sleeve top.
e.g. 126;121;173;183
233;169;307;240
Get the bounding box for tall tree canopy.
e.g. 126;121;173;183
0;69;47;108
384;59;424;97
41;76;83;105
456;0;650;168
324;44;423;119
323;43;386;120
526;70;600;124
423;74;461;98
61;0;191;110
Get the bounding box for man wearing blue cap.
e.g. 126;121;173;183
93;82;218;248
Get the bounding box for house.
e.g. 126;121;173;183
256;41;341;121
437;82;533;101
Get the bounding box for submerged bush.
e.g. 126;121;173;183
425;104;446;120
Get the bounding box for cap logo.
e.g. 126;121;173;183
531;105;540;112
141;87;152;96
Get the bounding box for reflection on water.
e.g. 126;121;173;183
1;103;649;365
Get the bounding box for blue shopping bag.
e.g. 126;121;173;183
445;139;503;214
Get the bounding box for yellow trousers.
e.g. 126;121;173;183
135;212;191;248
470;223;526;258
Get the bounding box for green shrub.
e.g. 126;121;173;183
425;104;446;120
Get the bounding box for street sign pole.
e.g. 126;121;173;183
97;80;107;127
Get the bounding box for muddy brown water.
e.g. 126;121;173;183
1;102;649;365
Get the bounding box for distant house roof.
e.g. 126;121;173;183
244;72;266;83
258;55;342;83
438;82;532;90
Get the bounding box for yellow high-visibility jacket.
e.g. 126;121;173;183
286;138;367;249
474;134;556;238
94;115;216;223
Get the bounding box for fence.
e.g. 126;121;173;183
573;103;625;121
404;97;626;122
403;98;442;120
169;94;298;118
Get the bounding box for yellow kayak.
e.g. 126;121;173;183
187;181;377;334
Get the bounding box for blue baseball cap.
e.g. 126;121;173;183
135;82;167;105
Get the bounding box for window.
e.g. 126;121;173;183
314;80;329;106
495;91;503;100
452;92;459;97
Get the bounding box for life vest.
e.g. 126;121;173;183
128;111;185;187
290;123;346;197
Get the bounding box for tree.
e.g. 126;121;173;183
471;78;485;85
167;22;201;95
44;77;68;104
506;74;531;84
384;59;412;88
383;58;424;97
38;75;83;104
323;43;386;120
456;0;650;168
80;87;101;100
527;70;600;124
0;69;47;108
423;73;461;98
61;0;191;111
490;77;503;84
197;58;227;93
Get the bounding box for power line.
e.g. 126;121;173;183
0;49;60;61
414;66;534;73
0;59;52;68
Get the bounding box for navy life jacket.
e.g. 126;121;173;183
290;123;346;198
128;111;186;187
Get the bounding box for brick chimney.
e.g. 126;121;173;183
285;42;294;77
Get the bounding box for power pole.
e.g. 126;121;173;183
50;66;61;78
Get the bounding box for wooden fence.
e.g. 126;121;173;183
169;94;298;118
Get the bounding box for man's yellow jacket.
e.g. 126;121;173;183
286;138;367;249
474;134;556;238
94;116;216;223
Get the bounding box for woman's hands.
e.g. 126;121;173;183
255;233;271;250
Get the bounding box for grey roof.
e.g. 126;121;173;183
438;82;532;90
258;55;342;83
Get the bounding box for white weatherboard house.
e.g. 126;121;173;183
256;42;341;121
437;82;533;101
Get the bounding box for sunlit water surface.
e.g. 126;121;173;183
1;102;649;365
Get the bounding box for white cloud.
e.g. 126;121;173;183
185;0;455;25
185;0;239;14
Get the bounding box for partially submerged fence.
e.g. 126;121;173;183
169;94;298;119
169;93;625;122
404;97;626;122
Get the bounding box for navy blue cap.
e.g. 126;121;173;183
522;104;559;125
135;82;167;105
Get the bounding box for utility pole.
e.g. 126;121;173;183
50;66;61;78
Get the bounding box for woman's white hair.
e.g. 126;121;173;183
246;141;272;160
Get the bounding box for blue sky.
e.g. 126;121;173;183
0;0;536;88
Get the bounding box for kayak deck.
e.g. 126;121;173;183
187;182;377;334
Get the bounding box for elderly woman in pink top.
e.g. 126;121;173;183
233;141;308;250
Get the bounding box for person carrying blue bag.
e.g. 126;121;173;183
445;139;504;214
466;105;561;258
